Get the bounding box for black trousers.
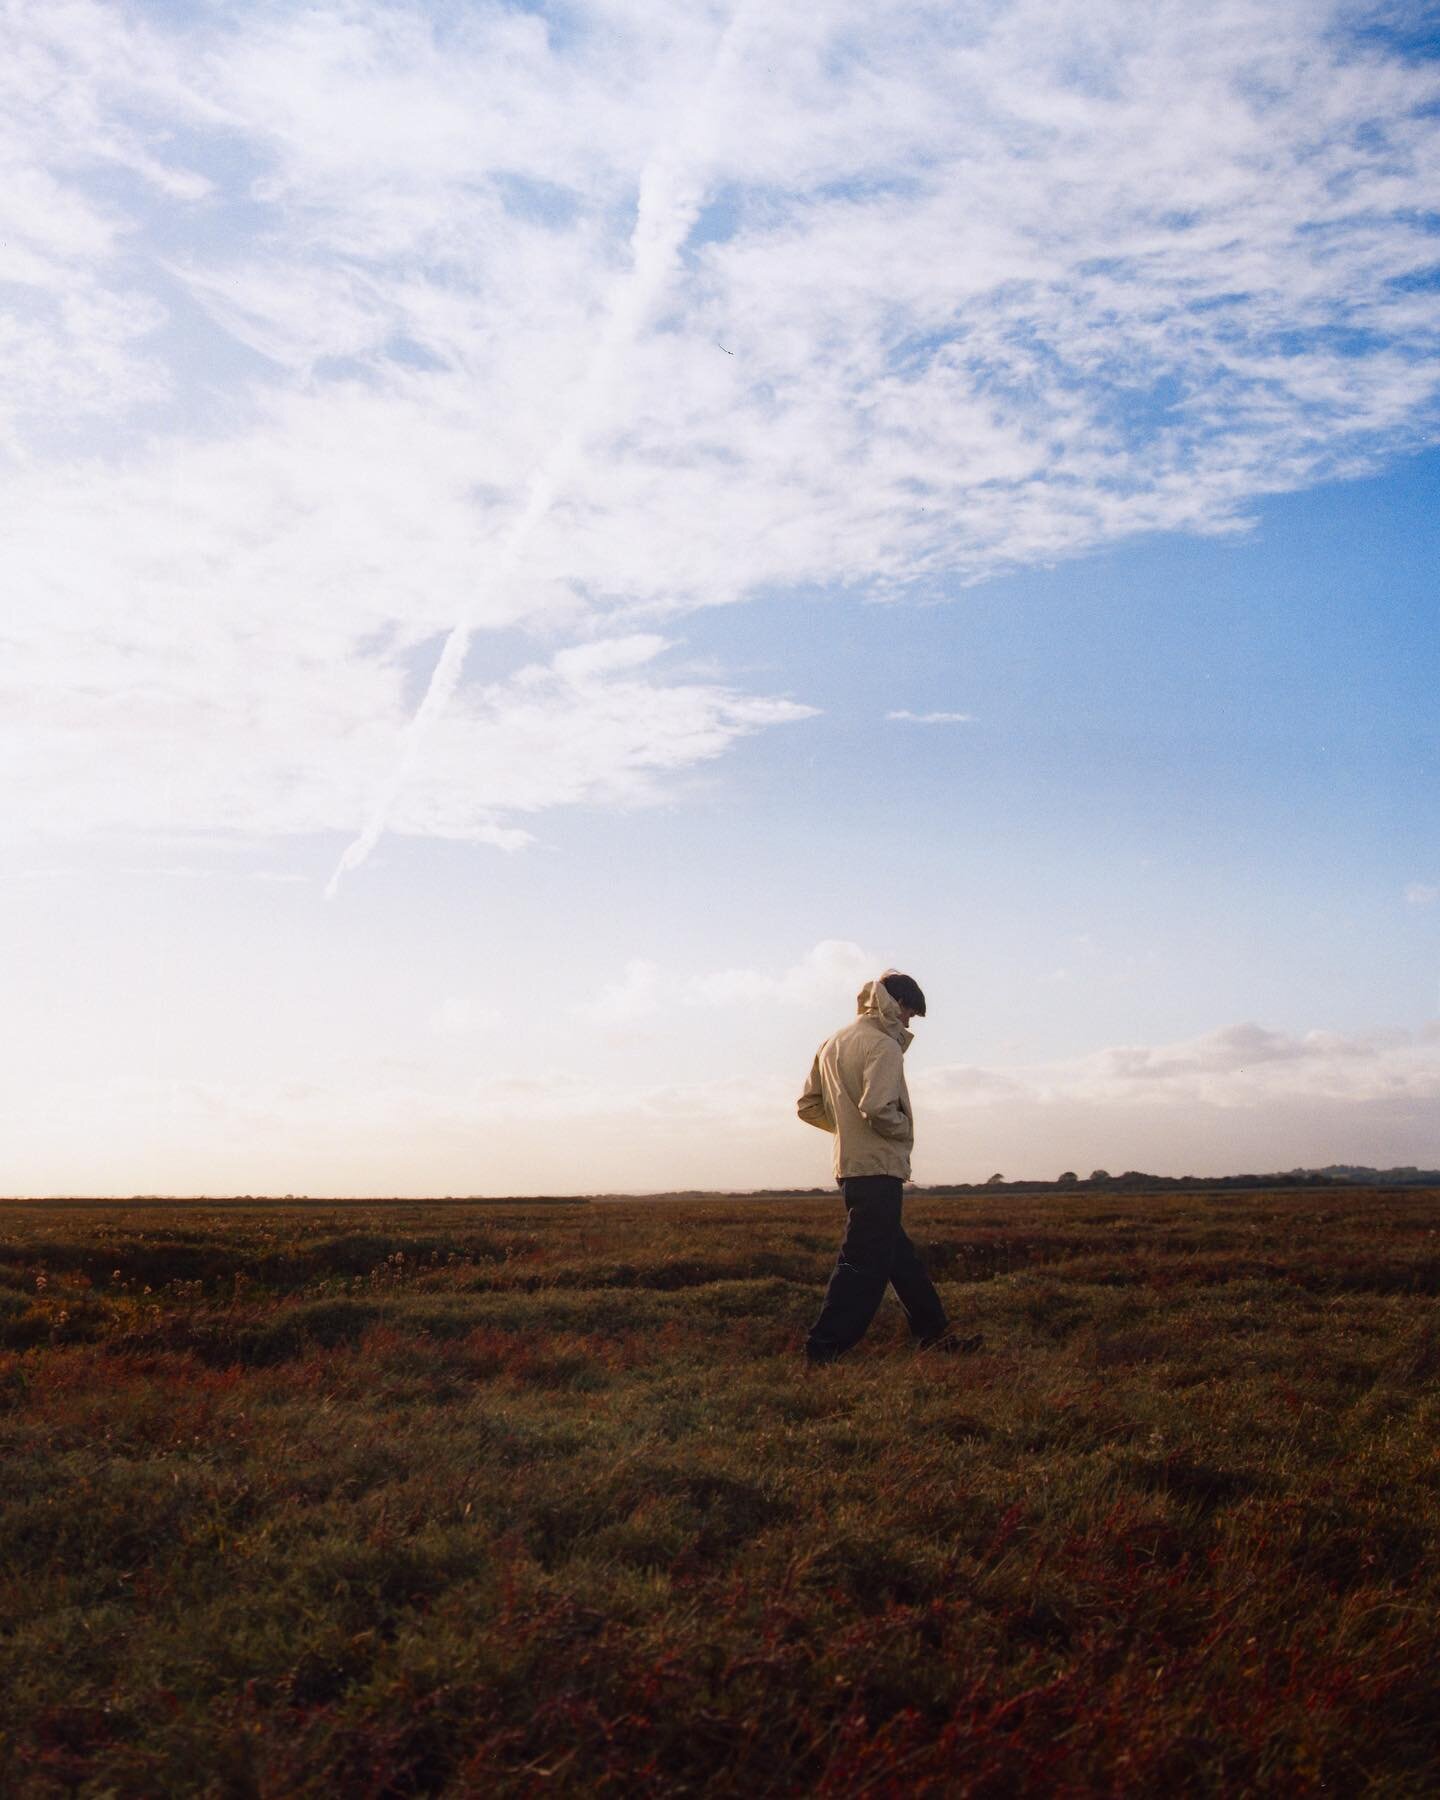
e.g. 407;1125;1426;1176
805;1174;948;1360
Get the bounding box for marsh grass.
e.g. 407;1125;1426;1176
2;1188;1439;1795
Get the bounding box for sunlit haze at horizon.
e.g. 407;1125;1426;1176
2;0;1437;1194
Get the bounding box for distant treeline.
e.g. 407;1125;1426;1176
911;1164;1440;1195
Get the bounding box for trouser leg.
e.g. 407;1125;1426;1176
805;1175;903;1360
890;1225;949;1342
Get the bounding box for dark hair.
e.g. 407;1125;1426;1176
881;972;926;1016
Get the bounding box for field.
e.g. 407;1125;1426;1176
3;1187;1439;1797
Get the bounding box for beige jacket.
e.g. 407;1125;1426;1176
797;974;915;1180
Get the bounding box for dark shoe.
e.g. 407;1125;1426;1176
919;1329;984;1355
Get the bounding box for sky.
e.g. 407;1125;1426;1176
2;0;1437;1196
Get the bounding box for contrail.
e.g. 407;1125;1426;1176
325;7;754;900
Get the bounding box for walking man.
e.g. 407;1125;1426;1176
797;970;982;1364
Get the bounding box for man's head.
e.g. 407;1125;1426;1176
880;971;926;1025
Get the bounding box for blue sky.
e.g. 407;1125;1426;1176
1;0;1437;1193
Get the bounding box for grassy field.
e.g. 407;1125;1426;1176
2;1186;1439;1797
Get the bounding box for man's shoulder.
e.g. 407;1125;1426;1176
830;1016;890;1051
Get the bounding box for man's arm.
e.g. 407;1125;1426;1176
797;1050;835;1132
858;1037;911;1139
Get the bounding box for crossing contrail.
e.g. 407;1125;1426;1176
324;7;754;900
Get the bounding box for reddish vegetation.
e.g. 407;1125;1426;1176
2;1187;1438;1795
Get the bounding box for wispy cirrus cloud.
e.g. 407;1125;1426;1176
886;710;976;724
3;0;1438;860
0;623;812;848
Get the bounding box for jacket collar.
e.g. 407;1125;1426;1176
855;976;914;1051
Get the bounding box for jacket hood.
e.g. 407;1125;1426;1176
856;971;914;1051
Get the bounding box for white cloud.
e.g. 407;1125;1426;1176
428;996;502;1038
574;958;663;1023
918;1019;1440;1112
14;1016;1437;1193
3;0;1438;857
685;939;877;1007
572;939;878;1019
114;865;215;880
1404;882;1438;906
886;710;976;724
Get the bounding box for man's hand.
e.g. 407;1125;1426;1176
797;1052;836;1133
